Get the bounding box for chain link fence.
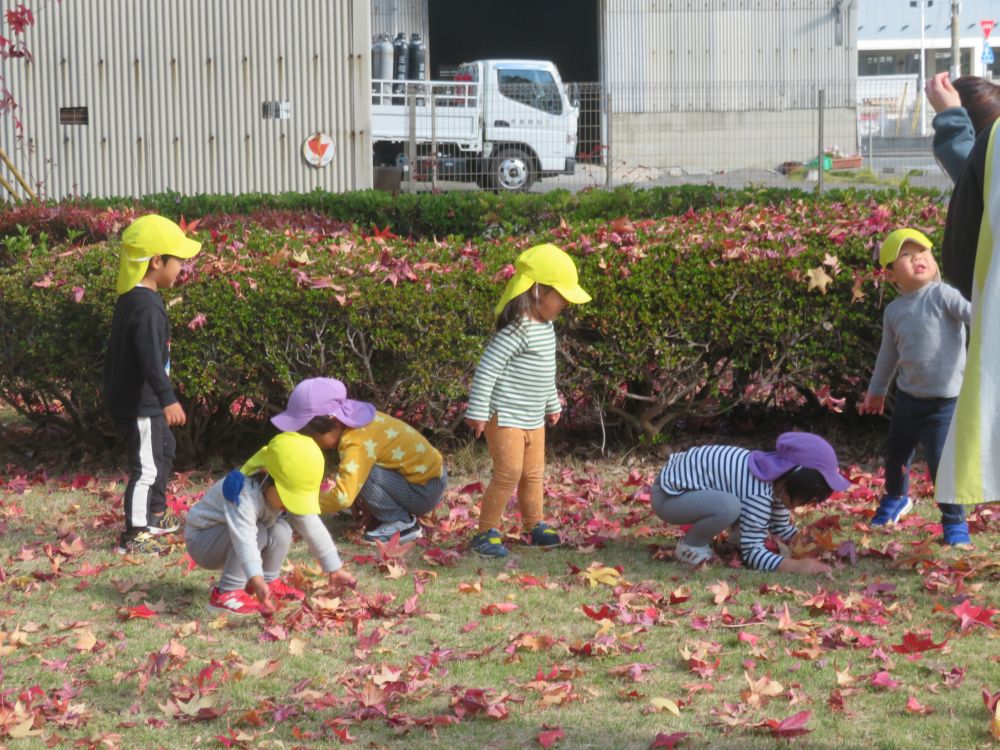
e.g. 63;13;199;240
376;76;953;195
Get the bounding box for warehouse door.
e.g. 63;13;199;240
428;0;602;163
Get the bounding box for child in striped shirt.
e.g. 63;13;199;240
650;432;850;573
465;244;591;557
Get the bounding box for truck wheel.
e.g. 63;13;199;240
491;148;535;192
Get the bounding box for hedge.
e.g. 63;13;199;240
0;187;945;460
1;183;945;247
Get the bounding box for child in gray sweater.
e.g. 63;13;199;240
858;228;972;545
185;432;354;616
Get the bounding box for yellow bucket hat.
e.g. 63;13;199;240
878;228;932;269
240;432;324;515
116;214;202;295
493;243;592;316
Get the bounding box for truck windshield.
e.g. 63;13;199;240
497;68;562;115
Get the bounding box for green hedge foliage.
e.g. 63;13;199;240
3;183;944;245
0;187;946;459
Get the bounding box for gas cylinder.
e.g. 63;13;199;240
408;33;426;82
371;34;393;104
372;33;393;80
392;32;410;104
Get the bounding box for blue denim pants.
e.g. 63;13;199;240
885;390;965;525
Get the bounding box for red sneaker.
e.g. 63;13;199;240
208;586;261;615
267;578;306;601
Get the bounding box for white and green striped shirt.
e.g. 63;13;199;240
467;318;561;429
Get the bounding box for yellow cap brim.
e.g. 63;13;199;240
552;283;592;305
171;236;202;259
274;483;320;516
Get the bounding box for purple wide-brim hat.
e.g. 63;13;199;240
271;377;376;432
747;432;851;492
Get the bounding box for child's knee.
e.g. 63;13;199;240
261;520;293;551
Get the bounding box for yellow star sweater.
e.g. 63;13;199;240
319;411;444;513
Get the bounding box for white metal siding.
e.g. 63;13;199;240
0;0;372;199
371;0;428;39
602;0;856;112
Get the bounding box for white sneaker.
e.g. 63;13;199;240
675;540;715;566
363;516;423;544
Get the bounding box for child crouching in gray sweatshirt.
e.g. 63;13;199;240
185;432;355;616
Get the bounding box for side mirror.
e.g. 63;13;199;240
566;82;580;108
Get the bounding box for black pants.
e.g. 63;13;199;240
116;415;175;532
885;390;965;525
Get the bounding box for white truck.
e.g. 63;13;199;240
371;59;579;191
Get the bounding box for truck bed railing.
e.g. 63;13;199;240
371;79;481;109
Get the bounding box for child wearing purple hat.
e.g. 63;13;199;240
650;432;851;572
273;378;447;544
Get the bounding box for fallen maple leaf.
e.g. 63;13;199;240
952;600;998;633
374;532;416;562
650;732;689;749
761;709;812;738
120;603;158;620
707;580;736;605
537;727;565;749
805;266;834;294
481;602;518;616
890;631;946;654
581;563;623;588
905;695;934;715
991;704;1000;742
649;697;681;716
870;671;902;690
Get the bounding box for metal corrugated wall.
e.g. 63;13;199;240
602;0;856;112
371;0;428;39
0;0;372;199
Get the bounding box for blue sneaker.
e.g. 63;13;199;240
942;521;971;546
471;528;509;558
871;496;913;526
527;522;562;547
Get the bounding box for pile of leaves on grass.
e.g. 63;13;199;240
0;458;997;747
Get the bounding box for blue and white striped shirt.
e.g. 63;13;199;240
658;445;797;571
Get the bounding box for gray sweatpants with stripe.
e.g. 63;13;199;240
358;466;448;523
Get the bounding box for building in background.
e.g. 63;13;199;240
858;0;997;138
1;1;860;199
373;0;857;176
0;0;372;200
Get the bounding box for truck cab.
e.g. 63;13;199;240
458;59;578;190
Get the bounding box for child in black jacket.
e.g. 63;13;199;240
103;214;201;555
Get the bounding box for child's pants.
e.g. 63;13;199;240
478;416;545;533
885;390;965;525
358;465;449;523
650;484;741;547
185;518;292;591
116;415;175;532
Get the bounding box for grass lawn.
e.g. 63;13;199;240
1;447;998;749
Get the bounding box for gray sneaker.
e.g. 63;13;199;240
363;516;423;544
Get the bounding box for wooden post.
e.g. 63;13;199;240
0;147;36;201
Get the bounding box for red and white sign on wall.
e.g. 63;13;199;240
982;20;995;39
302;132;336;168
